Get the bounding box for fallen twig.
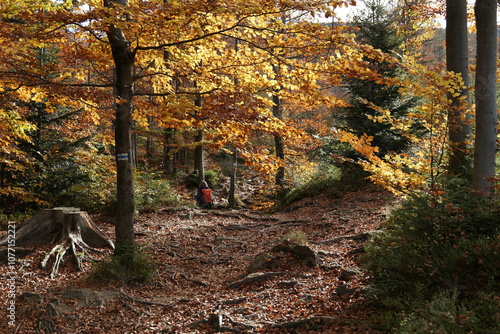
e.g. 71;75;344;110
119;287;173;307
312;230;381;245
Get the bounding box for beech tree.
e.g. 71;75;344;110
0;1;111;210
103;0;136;260
272;68;285;187
193;93;205;184
472;0;498;194
446;0;471;176
1;0;367;271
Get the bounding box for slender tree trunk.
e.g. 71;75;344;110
146;116;154;158
229;149;238;208
164;128;175;174
272;61;285;186
182;146;188;173
273;93;285;186
472;0;498;194
446;0;471;175
105;0;136;258
194;93;205;183
194;128;204;182
146;134;152;158
163;70;178;174
228;37;239;206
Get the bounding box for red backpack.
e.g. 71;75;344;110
201;188;212;203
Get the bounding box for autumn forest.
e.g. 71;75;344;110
1;0;499;333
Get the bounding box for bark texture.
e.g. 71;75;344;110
472;0;498;194
105;0;136;255
446;0;471;175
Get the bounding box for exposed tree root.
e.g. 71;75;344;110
0;207;114;278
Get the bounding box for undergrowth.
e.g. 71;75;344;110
186;169;219;187
276;163;371;209
135;169;186;212
89;244;157;284
362;180;500;333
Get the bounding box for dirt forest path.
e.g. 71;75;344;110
1;189;395;333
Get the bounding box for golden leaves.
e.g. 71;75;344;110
0;0;457;192
333;50;475;195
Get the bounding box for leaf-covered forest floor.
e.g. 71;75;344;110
1;189;397;333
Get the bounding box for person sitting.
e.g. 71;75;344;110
195;180;213;209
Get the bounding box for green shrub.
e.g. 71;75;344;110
204;169;219;186
396;290;466;333
56;154;116;213
135;170;184;212
89;244;157;284
337;162;372;191
186;169;219;188
362;183;500;332
0;153;116;215
277;164;343;208
363;191;500;297
283;230;308;245
395;291;500;334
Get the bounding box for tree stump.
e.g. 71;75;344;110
0;207;114;278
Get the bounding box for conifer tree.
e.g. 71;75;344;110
341;0;416;159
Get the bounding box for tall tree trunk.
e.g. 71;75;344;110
472;0;498;194
105;0;136;259
273;94;285;187
163;74;179;174
272;78;285;186
194;128;204;183
229;149;238;208
181;145;188;173
194;93;205;183
146;116;154;158
446;0;471;175
164;128;175;174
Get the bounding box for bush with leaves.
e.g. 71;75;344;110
362;182;500;332
135;169;186;212
186;168;219;188
276;164;344;208
89;244;157;284
50;152;116;212
394;290;500;334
